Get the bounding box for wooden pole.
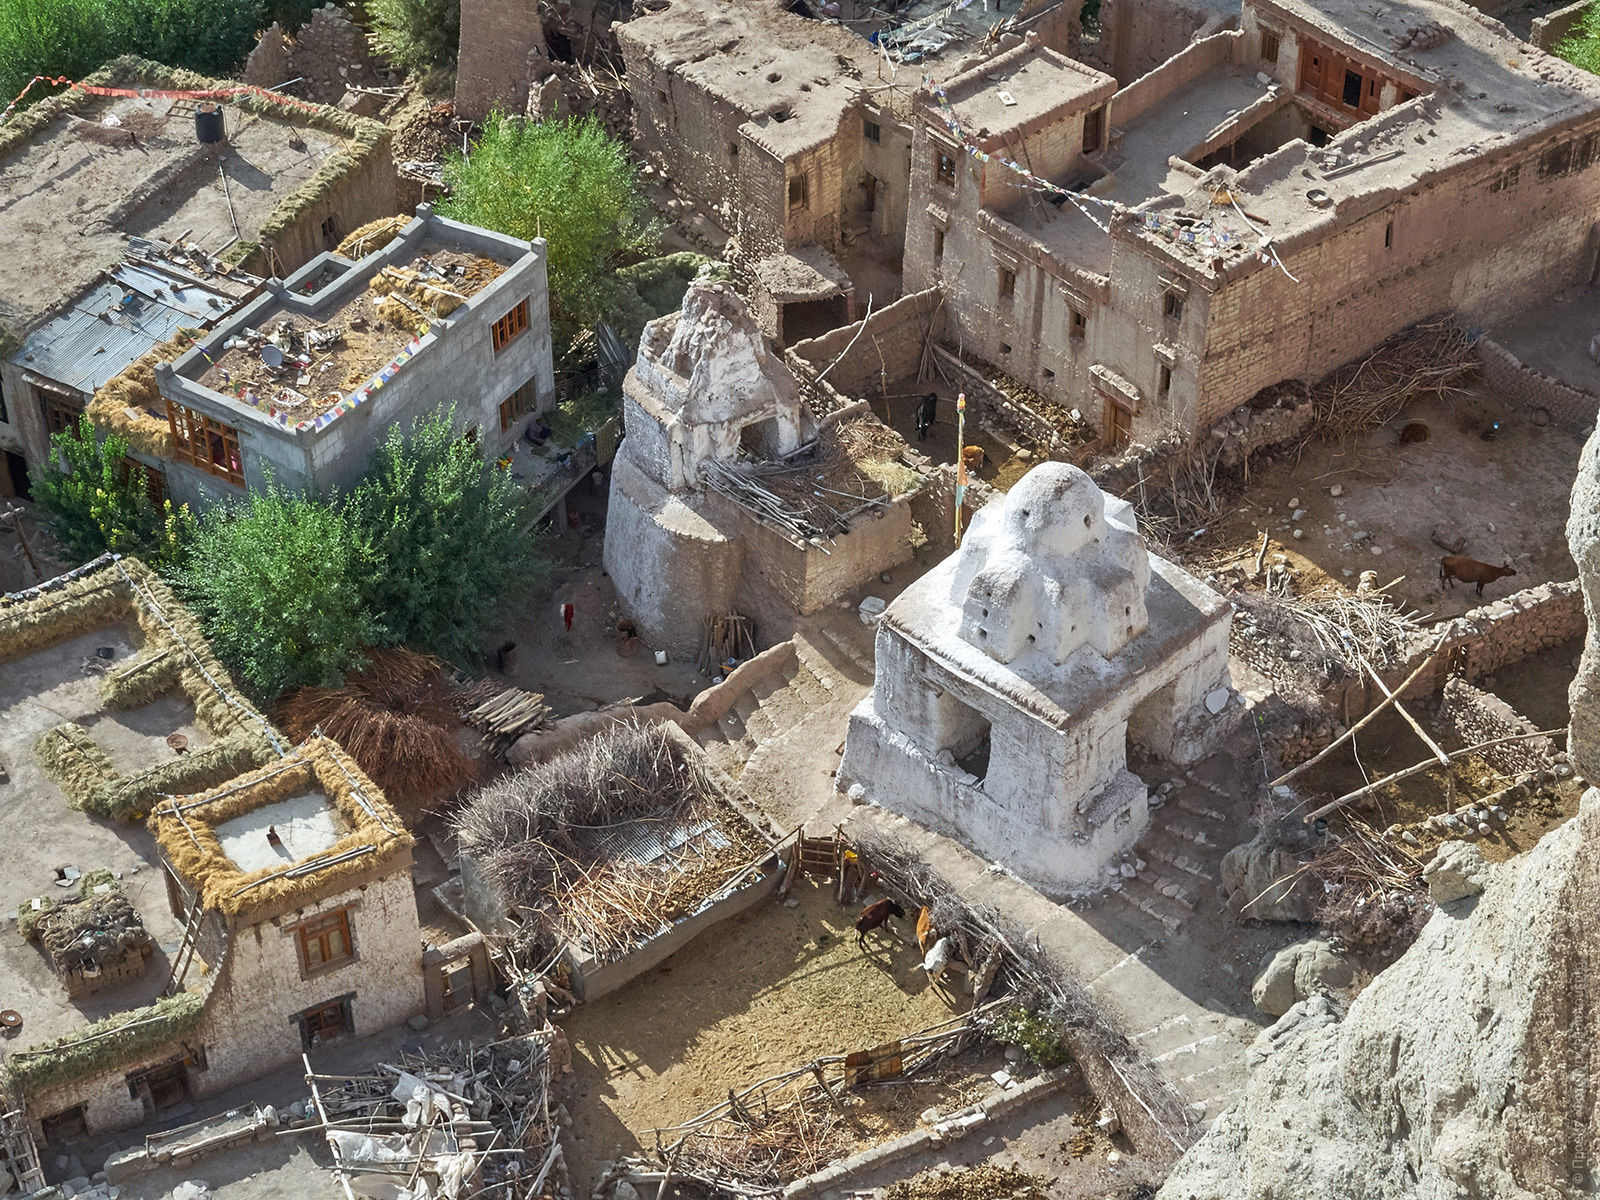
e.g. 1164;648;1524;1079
1303;727;1567;821
2;503;40;580
304;1053;359;1200
1270;632;1448;788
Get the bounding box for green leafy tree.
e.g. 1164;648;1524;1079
1557;3;1600;75
439;113;657;342
368;0;460;72
180;478;381;702
349;407;550;665
29;416;193;567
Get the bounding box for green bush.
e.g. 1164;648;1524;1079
1557;3;1600;74
368;0;460;71
30;417;194;569
0;0;264;110
179;477;381;702
990;1005;1071;1068
349;407;552;665
5;992;205;1094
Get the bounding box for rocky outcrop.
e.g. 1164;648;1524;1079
1567;421;1600;781
1250;938;1351;1017
1219;827;1319;922
1158;790;1600;1200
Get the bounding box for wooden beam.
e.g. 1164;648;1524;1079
1270;632;1448;788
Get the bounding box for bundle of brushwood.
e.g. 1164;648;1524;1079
278;648;476;816
455;678;555;758
452;723;770;961
1306;318;1475;442
701;612;756;674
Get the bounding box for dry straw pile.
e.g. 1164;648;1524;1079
149;735;411;915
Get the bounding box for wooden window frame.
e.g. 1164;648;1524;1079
932;229;945;260
294;995;355;1050
1069;307;1087;339
499;379;537;432
936;151;957;187
491;299;530;354
1082;106;1104;155
118;457;167;506
294;909;354;975
1260;29;1280;63
166;399;244;486
1162;291;1184;321
997;266;1016;300
788;173;809;211
40;390;85;439
863;119;881;143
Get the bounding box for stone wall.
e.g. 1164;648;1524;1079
1530;0;1591;50
1475;334;1598;434
243;6;382;107
455;0;546;120
1097;0;1238;85
1438;678;1560;776
260;137;399;274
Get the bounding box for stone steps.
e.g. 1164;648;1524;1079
1105;880;1186;932
1143;842;1217;882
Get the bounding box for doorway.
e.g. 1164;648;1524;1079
1;450;28;499
295;996;354;1049
1106;399;1133;447
127;1058;192;1116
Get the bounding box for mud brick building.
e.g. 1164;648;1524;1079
906;0;1600;446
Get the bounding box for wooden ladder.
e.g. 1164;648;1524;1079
163;901;205;997
0;1105;46;1193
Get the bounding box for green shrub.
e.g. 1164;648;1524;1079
5;992;205;1094
1557;3;1600;74
990;1005;1071;1068
368;0;460;71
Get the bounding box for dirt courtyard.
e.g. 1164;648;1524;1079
559;878;967;1189
1191;384;1583;619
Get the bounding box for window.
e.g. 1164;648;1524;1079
1069;307;1087;338
936;151;957;187
1041;368;1055;379
997;267;1016;299
1163;292;1184;320
933;229;945;260
40;390;84;438
864;119;881;143
294;997;354;1049
295;909;354;973
320;214;340;249
1158;363;1172;396
999;342;1012;355
499;379;537;431
491;299;529;353
0;375;8;424
1342;68;1363;110
166;400;243;485
40;1106;88;1144
788;174;809;210
1384;220;1394;249
656;89;667;104
1260;29;1280;63
118;457;167;506
729;141;739;160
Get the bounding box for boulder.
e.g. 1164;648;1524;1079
1158;789;1600;1200
1220;832;1319;921
1251;937;1352;1016
1424;839;1490;904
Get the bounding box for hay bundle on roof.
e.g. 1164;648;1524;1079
277;648;475;820
453;723;768;961
337;215;410;260
33;876;153;975
86;329;199;459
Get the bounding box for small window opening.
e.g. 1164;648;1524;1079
788;174;809;209
998;267;1016;299
864;119;881;143
1384;220;1394;248
1158;363;1172;396
933;229;945;260
1163;292;1183;320
1069;307;1086;338
999;342;1012;354
1260;30;1280;63
937;151;957;186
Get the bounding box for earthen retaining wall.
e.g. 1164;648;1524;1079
1438;678;1560;776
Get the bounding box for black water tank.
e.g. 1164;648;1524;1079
195;103;225;145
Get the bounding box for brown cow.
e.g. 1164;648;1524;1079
915;905;937;954
1439;555;1517;597
855;898;905;948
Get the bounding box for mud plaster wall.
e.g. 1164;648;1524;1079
1475;335;1599;433
456;0;547;120
907;461;997;558
1438;677;1560;776
1096;0;1236;83
23;865;423;1140
1196;122;1600;431
263;142;400;275
785;288;942;402
244;7;382;107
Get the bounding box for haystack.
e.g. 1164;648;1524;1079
277;648;476;820
85;328;199;459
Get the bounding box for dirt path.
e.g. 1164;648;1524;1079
558;878;964;1189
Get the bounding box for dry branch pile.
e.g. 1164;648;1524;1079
454;679;555;758
452;724;768;960
278;648;475;817
31;875;152;973
1306;318;1476;442
1231;585;1427;691
302;1032;562;1200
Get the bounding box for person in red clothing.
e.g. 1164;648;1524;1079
561;602;574;632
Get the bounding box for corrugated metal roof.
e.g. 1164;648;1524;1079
14;262;240;396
